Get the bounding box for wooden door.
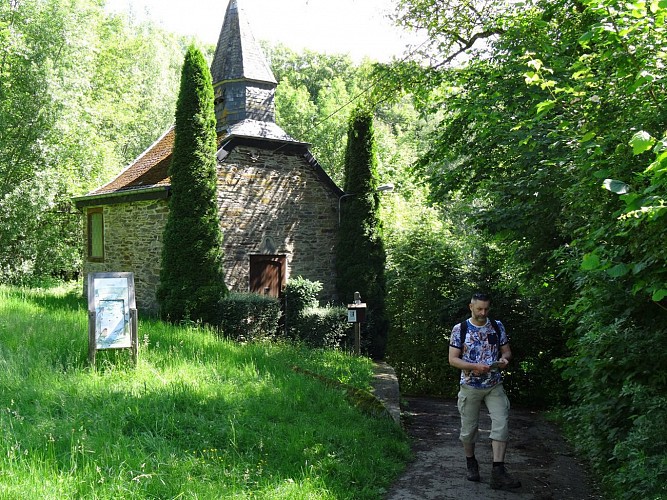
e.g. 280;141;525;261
249;255;285;297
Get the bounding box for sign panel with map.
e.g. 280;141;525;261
87;272;138;364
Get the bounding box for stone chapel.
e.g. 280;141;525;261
74;0;343;313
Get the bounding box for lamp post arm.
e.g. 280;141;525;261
338;184;394;226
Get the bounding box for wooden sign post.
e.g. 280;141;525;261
347;291;367;356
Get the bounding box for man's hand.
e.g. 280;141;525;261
471;363;491;376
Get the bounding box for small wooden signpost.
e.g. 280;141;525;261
87;272;138;367
347;291;367;356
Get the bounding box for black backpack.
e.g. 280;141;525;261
459;319;502;360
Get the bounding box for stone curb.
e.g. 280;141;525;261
371;361;402;426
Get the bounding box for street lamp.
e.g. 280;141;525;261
338;183;394;226
376;183;395;193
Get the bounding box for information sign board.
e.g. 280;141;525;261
87;272;138;365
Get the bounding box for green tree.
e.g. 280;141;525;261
157;44;227;323
389;0;667;495
309;76;354;185
336;106;388;359
384;208;465;395
268;43;423;188
274;77;317;140
267;44;358;101
0;0;182;284
0;0;81;283
270;45;359;184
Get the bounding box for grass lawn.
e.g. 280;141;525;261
0;284;410;499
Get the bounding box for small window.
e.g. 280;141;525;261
87;208;104;261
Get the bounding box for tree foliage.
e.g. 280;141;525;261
267;44;362;185
157;45;227;324
336;107;389;359
393;0;513;66
388;0;667;496
0;0;183;284
267;43;425;193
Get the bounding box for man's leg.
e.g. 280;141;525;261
458;385;483;481
485;383;510;443
485;384;521;490
491;439;507;462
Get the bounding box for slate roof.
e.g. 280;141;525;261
210;0;277;85
229;119;295;142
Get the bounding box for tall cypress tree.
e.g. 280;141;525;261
157;44;227;323
336;106;388;359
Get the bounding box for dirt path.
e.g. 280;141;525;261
385;396;603;500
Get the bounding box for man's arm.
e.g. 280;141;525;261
497;343;512;369
449;345;491;375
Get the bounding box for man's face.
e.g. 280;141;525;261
469;299;490;324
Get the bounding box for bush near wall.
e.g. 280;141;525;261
295;305;350;349
284;277;350;349
216;292;281;342
284;276;320;335
214;280;350;349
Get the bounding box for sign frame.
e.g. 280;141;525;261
87;272;138;366
346;303;367;323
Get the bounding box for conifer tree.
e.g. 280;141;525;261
336;106;388;358
157;44;227;323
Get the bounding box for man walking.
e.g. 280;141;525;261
448;292;521;490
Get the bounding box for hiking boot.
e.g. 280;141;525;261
491;465;521;490
466;457;480;482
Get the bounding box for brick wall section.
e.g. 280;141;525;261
83;145;339;314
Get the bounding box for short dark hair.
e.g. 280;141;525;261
471;292;491;302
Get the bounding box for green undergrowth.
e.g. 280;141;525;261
0;284;410;499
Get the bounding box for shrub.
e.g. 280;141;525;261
283;276;320;336
559;312;667;499
384;218;466;395
297;305;350;349
283;277;350;348
283;276;321;337
216;292;281;342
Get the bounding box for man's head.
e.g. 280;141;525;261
469;292;491;326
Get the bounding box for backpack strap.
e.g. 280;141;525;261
489;319;502;360
460;318;502;360
459;320;467;352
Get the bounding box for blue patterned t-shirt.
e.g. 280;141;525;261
450;319;508;389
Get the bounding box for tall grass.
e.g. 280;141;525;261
0;284;410;499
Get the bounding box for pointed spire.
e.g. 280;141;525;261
211;0;276;85
211;0;278;132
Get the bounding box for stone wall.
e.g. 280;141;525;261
83;144;340;313
218;145;339;302
82;199;168;313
